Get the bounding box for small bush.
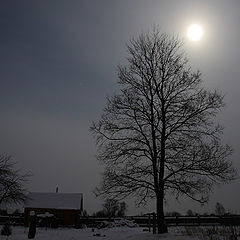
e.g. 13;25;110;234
182;226;240;240
1;223;12;236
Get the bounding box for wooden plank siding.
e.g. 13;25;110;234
24;208;82;227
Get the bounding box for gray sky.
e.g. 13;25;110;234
0;0;240;215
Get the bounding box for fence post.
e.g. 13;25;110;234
148;214;151;232
152;213;156;234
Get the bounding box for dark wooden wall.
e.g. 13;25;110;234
24;208;82;226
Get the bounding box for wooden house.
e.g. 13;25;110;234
24;192;83;227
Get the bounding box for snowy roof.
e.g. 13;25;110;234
24;192;83;210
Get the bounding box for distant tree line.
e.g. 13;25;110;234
90;201;228;218
93;199;127;218
165;202;229;217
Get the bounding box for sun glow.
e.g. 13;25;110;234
187;24;203;41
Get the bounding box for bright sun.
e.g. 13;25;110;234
187;24;203;41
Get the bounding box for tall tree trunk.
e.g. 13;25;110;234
156;187;167;233
157;100;167;234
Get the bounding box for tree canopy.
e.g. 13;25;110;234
0;153;29;205
90;29;237;233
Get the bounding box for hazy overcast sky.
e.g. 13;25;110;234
1;0;240;215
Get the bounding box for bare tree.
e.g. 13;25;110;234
215;202;226;216
102;198;119;218
0;153;30;205
93;199;127;217
90;29;237;233
118;201;128;217
186;209;194;216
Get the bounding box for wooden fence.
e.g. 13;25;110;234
0;215;24;226
1;215;240;227
78;215;240;227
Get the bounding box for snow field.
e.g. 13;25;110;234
0;226;189;240
1;225;240;240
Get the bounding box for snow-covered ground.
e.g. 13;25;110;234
0;226;188;240
1;226;239;240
